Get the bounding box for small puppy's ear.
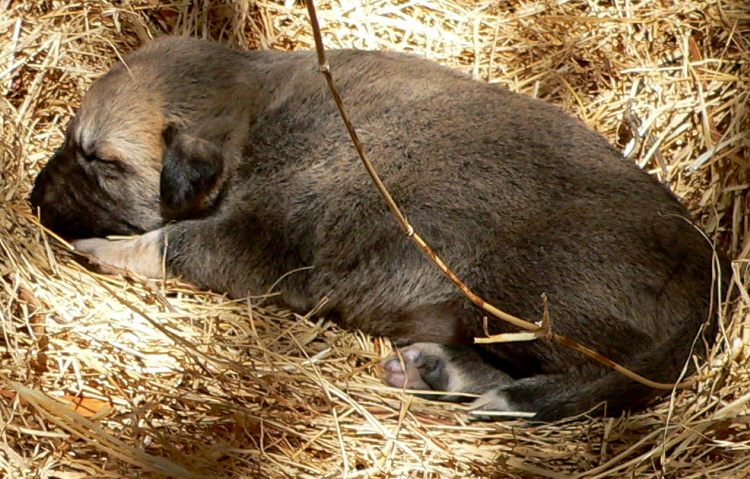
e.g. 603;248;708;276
160;126;224;221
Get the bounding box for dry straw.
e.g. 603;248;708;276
1;1;749;478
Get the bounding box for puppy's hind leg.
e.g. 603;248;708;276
382;344;664;421
382;343;513;403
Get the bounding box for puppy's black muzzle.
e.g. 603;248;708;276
30;150;148;239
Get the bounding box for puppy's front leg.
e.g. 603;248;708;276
74;229;167;279
75;217;284;299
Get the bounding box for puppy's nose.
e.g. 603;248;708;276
29;168;50;208
30;166;63;212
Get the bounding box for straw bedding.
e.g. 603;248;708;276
1;0;749;477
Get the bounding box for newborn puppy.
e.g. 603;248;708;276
30;36;727;421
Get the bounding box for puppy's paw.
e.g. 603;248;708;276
469;389;535;420
73;230;166;279
382;343;494;400
382;343;438;391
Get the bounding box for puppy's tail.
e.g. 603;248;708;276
497;308;721;422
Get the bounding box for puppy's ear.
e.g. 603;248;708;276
160;126;224;221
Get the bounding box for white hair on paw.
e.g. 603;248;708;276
73;229;166;279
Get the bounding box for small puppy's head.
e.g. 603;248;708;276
30;37;232;239
30;74;165;239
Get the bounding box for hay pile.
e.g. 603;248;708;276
2;0;749;477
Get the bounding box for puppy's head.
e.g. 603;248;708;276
30;37;233;239
30;71;166;239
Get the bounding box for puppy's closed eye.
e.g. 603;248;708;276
160;127;224;221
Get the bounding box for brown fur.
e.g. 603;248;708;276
30;36;728;421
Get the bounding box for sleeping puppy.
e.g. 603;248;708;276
30;36;728;422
